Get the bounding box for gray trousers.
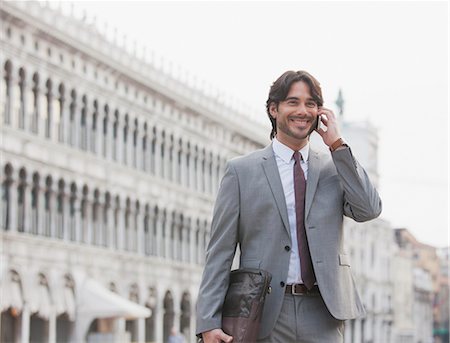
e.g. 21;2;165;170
257;293;344;343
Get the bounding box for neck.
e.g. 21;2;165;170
276;134;309;152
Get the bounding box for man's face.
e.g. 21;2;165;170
269;81;319;145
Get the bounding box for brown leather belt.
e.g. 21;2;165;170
285;284;320;295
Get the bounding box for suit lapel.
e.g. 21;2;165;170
305;149;321;219
261;144;291;238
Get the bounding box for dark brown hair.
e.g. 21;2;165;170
266;70;323;140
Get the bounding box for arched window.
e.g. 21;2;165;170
17;168;27;233
163;291;174;343
2;60;12;125
31;172;40;235
69;90;77;146
44;79;52;138
18;68;26;129
80;95;88;150
44;176;53;236
57;179;65;239
31;72;39;133
180;292;191;338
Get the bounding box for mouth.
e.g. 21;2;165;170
289;117;311;128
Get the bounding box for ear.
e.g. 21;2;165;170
269;102;278;119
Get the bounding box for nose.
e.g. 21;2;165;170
296;103;308;115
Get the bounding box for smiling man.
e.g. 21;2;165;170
196;70;382;343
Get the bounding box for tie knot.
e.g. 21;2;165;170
293;151;302;164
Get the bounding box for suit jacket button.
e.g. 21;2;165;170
280;281;285;287
284;246;291;252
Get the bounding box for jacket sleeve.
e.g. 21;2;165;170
331;147;382;222
195;161;240;336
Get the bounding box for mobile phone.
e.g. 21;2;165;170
315;115;322;131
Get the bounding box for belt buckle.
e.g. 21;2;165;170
290;284;305;296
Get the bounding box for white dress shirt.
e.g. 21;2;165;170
272;137;309;285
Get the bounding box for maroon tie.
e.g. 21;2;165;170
293;151;316;289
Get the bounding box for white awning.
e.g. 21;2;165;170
75;272;151;320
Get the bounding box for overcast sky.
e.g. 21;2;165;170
65;1;448;247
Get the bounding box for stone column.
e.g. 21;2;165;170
165;213;172;259
23;174;32;234
204;152;212;195
196;149;203;193
116;197;125;251
134;126;142;170
155;295;164;343
25;74;35;134
84;191;93;245
137;317;145;343
188;146;196;191
7;174;18;232
49;182;57;238
155;210;163;257
95;104;104;157
211;154;218;196
114;112;124;163
154;131;163;178
106;199;114;249
173;216;180;261
20;303;30;343
74;190;82;243
171;141;179;183
181;221;188;263
63;188;71;241
136;203;144;254
48;308;56;343
189;222;197;264
83;99;92;152
126;120;133;167
105;110;113;161
163;136;171;181
198;226;205;264
37;179;46;237
180;145;188;187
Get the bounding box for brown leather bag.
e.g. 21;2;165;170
221;268;272;343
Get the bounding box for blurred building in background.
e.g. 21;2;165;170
435;247;450;343
0;1;266;342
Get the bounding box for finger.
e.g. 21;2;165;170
220;332;233;343
316;128;326;136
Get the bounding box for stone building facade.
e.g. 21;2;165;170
0;1;267;342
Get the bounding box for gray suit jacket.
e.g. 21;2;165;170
196;143;382;339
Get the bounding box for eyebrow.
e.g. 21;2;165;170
285;96;316;102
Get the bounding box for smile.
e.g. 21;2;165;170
289;118;311;126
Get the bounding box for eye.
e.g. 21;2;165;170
287;100;298;106
306;102;317;108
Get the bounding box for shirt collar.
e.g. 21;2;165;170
272;137;310;164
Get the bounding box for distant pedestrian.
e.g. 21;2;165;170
167;327;185;343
